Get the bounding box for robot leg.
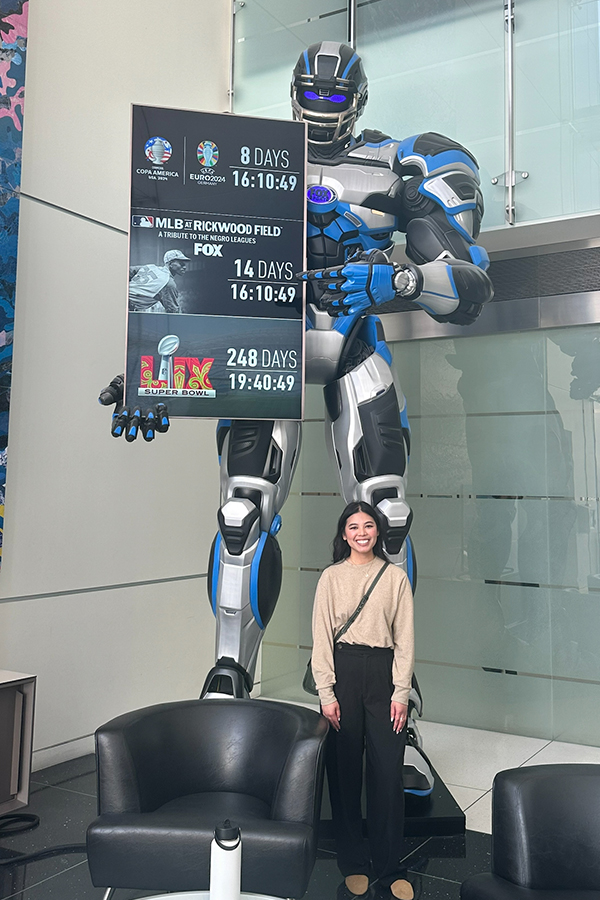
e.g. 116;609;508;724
202;419;301;699
323;340;413;573
325;334;433;794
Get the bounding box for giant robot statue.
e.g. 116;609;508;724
101;41;493;795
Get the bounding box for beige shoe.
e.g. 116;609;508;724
345;875;370;896
390;879;414;900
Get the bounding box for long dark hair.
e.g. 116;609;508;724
332;501;388;563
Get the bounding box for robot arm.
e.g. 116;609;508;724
301;132;493;325
301;252;492;325
396;132;493;323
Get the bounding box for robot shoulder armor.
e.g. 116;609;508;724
414;132;478;166
396;132;480;181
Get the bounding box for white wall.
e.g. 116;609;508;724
0;0;232;768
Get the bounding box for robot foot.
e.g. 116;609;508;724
403;720;435;796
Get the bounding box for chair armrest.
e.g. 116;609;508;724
95;723;142;815
271;716;328;825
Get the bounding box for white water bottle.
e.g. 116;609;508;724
209;819;242;900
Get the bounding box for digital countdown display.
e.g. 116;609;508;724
125;105;306;419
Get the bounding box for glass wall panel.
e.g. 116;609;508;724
233;1;346;120
234;0;600;226
356;0;505;227
262;326;600;747
514;0;600;220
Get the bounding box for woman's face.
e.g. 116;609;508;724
343;511;378;562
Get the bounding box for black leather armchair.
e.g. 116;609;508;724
461;764;600;899
87;698;328;898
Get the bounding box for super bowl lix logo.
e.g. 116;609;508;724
139;335;215;398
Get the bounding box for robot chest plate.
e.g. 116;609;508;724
306;159;398;233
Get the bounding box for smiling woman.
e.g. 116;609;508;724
311;500;416;900
342;508;380;561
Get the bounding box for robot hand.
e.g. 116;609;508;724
414;259;493;326
98;374;170;442
300;249;402;317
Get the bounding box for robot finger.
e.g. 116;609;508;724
297;266;344;283
141;409;156;442
111;406;130;439
98;374;125;407
318;290;347;315
125;407;141;443
155;403;170;433
344;291;373;315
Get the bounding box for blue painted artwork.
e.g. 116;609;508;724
0;0;27;562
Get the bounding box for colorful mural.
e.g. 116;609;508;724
0;0;27;563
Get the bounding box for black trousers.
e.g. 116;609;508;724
326;643;407;886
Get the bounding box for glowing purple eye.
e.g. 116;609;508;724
303;90;347;103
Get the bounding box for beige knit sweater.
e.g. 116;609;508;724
311;557;415;707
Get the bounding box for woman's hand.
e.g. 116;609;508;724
321;701;341;731
390;701;408;734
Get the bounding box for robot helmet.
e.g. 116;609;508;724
291;41;368;149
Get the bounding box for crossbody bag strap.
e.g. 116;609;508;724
333;561;390;644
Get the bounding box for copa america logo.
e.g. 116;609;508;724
145;136;173;166
197;140;219;169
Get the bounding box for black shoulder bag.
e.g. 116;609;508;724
302;561;390;697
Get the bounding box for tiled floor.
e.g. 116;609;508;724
418;720;600;837
1;722;600;900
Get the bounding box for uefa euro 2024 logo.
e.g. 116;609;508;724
144;136;173;166
197;141;219;168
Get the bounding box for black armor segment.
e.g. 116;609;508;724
379;508;414;556
405;211;472;264
335;316;373;377
218;504;260;556
430;260;494;325
413;132;478;168
227;420;282;482
358;128;392;144
311;210;339;228
307;233;348;272
372;487;398;506
216;422;230;456
400;176;436;217
266;443;283;482
257;534;283;629
449;260;494;303
445;172;479;201
324;381;342;422
201;659;253;698
338;339;373;377
233;487;263;510
354;386;406;482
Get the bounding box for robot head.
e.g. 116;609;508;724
291;41;368;150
